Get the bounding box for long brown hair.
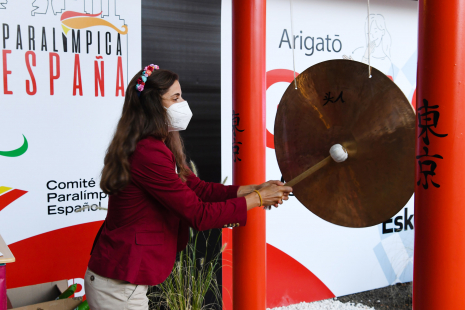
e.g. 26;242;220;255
100;69;190;195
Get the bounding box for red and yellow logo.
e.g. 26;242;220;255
0;186;27;212
60;11;128;35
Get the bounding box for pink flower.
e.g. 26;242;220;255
137;84;144;91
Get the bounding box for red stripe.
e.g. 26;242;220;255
267;243;335;307
266;69;299;90
265;69;300;150
61;11;102;21
7;221;103;289
0;189;27;211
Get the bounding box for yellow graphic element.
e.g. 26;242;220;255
62;17;128;35
0;186;12;195
62;24;71;35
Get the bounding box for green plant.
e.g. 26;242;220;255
148;161;228;310
148;229;225;310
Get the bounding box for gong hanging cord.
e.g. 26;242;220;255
367;0;372;78
290;0;297;89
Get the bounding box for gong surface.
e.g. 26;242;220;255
274;60;415;228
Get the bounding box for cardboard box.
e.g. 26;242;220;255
8;298;83;310
6;280;83;310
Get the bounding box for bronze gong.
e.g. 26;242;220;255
274;59;416;228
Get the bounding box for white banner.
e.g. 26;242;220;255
0;0;141;290
221;0;417;302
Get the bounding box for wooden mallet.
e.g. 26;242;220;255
284;144;349;187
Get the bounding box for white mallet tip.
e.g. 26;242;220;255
329;144;348;163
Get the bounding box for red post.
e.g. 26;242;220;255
414;0;465;309
232;0;266;310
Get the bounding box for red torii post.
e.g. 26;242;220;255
232;0;267;310
414;0;465;309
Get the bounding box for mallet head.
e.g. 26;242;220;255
329;144;348;163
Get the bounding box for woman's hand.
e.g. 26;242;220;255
258;180;292;209
258;182;293;209
237;184;257;197
237;180;288;197
244;181;293;211
256;180;282;190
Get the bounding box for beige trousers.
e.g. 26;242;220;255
84;268;149;310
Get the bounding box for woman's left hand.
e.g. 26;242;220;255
237;180;291;209
256;180;283;191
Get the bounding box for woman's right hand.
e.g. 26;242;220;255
245;182;293;211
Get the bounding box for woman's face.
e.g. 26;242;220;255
161;80;184;108
369;21;385;47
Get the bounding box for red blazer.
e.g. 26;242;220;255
88;136;247;285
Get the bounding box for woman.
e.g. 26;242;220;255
84;65;293;309
361;14;393;76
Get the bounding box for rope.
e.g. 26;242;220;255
367;0;372;78
290;0;297;89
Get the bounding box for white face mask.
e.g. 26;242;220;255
165;101;193;132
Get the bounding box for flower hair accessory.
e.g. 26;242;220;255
136;64;159;95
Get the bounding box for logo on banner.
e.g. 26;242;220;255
0;186;27;212
0;0;129;97
0;135;28;157
0;0;140;292
60;11;128;35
